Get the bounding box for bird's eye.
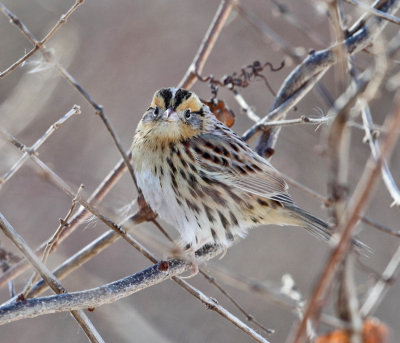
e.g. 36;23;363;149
185;109;191;119
153;107;159;117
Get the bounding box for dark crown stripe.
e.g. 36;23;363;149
174;89;192;109
159;88;173;109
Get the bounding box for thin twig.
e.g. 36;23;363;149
0;1;137;192
0;128;271;343
0;105;81;188
200;270;274;335
344;0;400;25
243;0;399;154
291;94;400;343
0;213;105;343
267;0;326;47
232;89;262;122
178;0;235;89
260;114;333;129
49;57;138;191
208;265;301;310
361;244;400;316
326;5;363;341
148;205;272;335
360;101;400;206
0;244;217;322
21;185;83;297
360;217;400;237
0;154;129;288
0;243;271;343
25;229;125;298
173;276;271;343
0;0;84;79
242;73;327;144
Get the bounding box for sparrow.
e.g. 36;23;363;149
131;87;364;253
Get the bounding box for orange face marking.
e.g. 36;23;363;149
175;95;202;112
150;94;166;110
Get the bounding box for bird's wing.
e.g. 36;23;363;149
193;134;294;204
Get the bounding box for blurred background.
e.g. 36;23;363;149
0;0;399;342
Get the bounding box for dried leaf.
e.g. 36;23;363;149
202;99;235;127
315;319;388;343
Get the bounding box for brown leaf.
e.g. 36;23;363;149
315;319;389;343
202;99;235;127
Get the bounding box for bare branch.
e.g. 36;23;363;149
344;0;400;25
0;245;210;323
292;94;400;343
0;105;81;188
244;0;400;154
173;275;271;343
260;114;332;128
232;89;261;122
200;270;274;335
361;217;400;237
0;213;105;343
0;1;137;191
0;244;271;343
0;154;129;288
361;244;400;316
267;0;326;47
21;185;83;297
0;0;84;79
0;127;272;342
178;0;235;89
360;102;400;206
1;1;399;341
49;58;138;191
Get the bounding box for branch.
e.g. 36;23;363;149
0;129;271;343
0;105;81;187
0;0;84;79
291;93;400;343
0;251;191;323
0;154;129;288
0;213;105;343
0;1;137;191
242;0;400;155
360;102;400;206
0;244;271;343
361;244;400;316
344;0;400;25
178;0;235;89
21;186;83;297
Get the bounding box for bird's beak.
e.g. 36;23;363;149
162;108;179;122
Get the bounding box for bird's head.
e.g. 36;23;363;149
137;88;214;143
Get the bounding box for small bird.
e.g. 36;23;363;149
131;88;354;253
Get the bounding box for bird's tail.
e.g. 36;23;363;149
286;205;370;254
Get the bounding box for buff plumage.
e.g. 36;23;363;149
130;87;342;252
